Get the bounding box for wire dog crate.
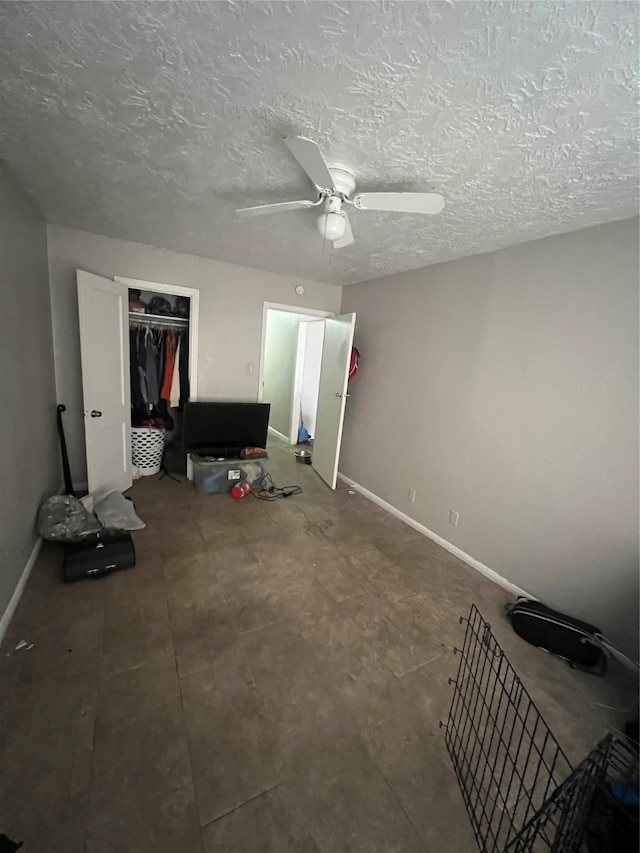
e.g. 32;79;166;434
442;605;639;853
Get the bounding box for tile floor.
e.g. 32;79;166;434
0;440;634;852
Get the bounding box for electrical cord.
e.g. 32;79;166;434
251;472;302;501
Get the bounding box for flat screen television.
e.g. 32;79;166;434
183;401;270;458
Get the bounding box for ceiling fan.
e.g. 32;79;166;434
236;136;445;248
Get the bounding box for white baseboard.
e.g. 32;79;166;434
268;426;291;444
338;473;529;599
0;536;42;645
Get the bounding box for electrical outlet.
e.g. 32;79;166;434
408;488;416;503
449;509;459;527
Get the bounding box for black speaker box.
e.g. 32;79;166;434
63;529;136;583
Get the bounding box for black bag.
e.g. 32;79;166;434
63;529;136;583
505;597;605;673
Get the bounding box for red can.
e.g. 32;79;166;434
231;481;251;499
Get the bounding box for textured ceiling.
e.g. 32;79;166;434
1;1;638;286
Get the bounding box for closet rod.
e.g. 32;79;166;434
129;311;189;328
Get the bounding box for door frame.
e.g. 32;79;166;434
258;302;332;444
115;276;200;401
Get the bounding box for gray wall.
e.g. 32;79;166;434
47;225;342;484
340;218;639;656
0;164;59;621
262;310;305;438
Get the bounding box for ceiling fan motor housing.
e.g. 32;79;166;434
327;165;356;198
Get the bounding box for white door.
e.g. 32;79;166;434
77;270;132;496
312;312;356;489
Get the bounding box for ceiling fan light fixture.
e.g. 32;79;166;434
316;210;346;242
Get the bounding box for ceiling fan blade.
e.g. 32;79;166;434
236;199;319;218
353;192;445;215
284;136;334;190
333;213;354;249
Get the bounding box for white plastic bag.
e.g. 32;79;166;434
94;491;145;530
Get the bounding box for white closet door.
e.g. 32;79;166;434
77;270;132;497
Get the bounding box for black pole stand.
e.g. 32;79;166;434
56;404;76;497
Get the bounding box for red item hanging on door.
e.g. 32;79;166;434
348;347;360;380
160;331;175;400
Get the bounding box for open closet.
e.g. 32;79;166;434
128;289;190;432
77;271;199;495
128;288;191;475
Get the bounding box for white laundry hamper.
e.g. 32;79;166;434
131;427;165;476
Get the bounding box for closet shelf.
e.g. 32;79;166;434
129;311;189;326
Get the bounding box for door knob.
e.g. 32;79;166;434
90;410;102;418
335;393;350;398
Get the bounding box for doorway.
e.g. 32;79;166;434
259;303;330;444
258;302;357;490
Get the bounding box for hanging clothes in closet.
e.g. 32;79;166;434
129;324;190;427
